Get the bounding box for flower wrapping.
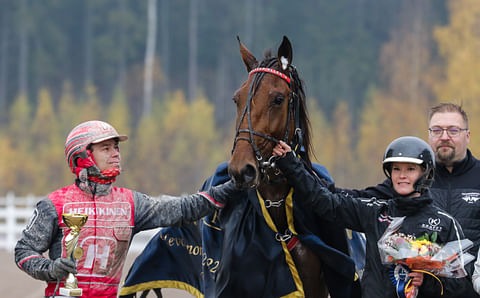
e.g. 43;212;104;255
378;217;474;278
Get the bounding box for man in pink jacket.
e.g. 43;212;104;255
15;120;238;297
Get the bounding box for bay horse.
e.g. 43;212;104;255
120;36;359;298
228;36;329;297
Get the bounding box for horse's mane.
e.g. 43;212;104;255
254;51;313;169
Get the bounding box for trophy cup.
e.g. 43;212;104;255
59;213;88;297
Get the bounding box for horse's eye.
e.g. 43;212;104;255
273;96;284;106
232;97;238;105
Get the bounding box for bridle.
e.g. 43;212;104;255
232;63;303;181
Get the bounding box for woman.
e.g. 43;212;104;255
273;136;470;298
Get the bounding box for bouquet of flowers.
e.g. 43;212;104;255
378;217;474;278
378;217;474;298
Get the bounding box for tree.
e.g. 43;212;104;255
115;0;129;92
0;136;15;194
143;0;157;117
356;90;428;188
0;108;15;193
181;94;225;189
57;82;80;186
107;86;132;187
5;93;33;195
127;102;163;193
328;101;355;187
0;0;12;121
8;93;31;148
433;0;480;154
58;81;80;136
308;99;334;171
83;0;93;89
30;88;65;194
155;91;190;194
78;85;102;121
352;0;436;187
187;0;198;102
379;0;437;105
18;0;29;97
142;91;224;194
159;0;170;97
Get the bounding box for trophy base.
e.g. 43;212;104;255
59;287;83;296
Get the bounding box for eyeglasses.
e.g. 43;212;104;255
428;126;468;137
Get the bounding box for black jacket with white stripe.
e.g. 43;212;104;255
277;152;472;298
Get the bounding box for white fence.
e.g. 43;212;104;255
0;193;159;253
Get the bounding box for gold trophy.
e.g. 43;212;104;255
59;213;88;297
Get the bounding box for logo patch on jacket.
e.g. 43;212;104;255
461;192;480;203
421;217;442;232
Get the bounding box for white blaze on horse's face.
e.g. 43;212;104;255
281;56;288;70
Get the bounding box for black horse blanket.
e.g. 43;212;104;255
119;162;364;298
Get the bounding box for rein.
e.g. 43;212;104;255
232;65;303;181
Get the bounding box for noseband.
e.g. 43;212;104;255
232;66;303;179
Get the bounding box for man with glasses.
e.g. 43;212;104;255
426;103;480;296
426;103;479;233
428;103;471;173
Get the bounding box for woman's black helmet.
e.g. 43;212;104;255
382;136;435;194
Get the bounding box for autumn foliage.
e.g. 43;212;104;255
1;0;480;196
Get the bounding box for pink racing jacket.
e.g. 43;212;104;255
44;184;134;297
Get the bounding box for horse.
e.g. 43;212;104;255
119;36;359;298
227;35;330;297
225;36;365;297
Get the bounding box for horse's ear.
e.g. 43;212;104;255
237;36;258;72
277;36;293;71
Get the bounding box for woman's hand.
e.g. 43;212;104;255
408;271;424;287
272;141;292;157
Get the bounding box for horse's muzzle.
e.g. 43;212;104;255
228;163;259;190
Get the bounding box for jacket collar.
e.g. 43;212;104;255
75;178;113;196
436;149;475;177
391;191;433;216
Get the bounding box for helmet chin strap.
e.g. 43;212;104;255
75;150;120;184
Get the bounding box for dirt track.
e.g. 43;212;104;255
1;249;193;297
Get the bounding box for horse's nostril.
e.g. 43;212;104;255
242;164;257;184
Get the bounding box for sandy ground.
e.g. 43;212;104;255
1;249;193;297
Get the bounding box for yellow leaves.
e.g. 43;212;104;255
107;87;131;138
78;84;102;122
8;93;31;146
121;91;225;195
433;0;480;101
329;102;354;186
354;90;429;187
31;88;58;142
0;138;16;192
1;84;229;196
432;0;480;156
309;99;333;170
30;88;65;194
58;81;79;137
124;111;162;192
154;91;223;194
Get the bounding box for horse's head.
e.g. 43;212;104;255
228;36;312;189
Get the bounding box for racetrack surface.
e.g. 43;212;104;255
1;249;193;297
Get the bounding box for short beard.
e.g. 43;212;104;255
436;149;455;166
